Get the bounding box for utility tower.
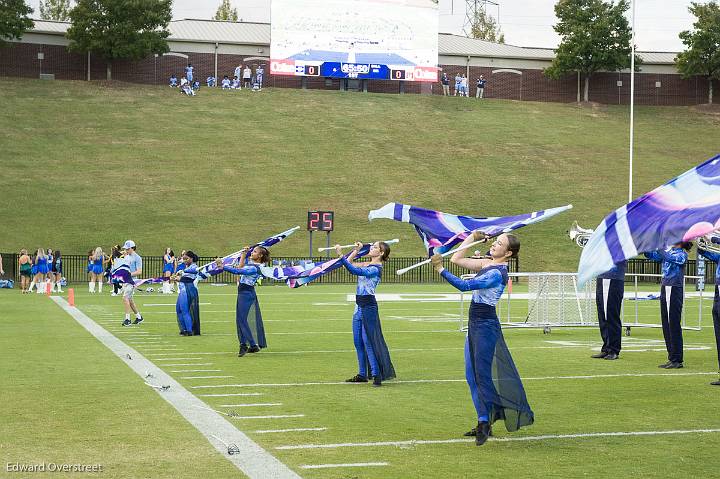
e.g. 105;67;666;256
462;0;500;37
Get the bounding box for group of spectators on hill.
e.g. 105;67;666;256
169;63;265;95
440;72;486;98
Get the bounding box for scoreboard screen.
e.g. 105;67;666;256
271;0;439;82
307;211;334;231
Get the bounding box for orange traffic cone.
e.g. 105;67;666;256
68;288;75;307
45;282;51;296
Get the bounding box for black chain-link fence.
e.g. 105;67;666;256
1;252;714;285
0;253;518;285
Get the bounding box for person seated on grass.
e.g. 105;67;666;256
169;74;178;87
181;83;196;96
206;75;216;87
221;75;231;89
180;76;188;88
231;76;241;89
192;80;200;91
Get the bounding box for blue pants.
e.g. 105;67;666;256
236;288;259;347
465;320;500;421
660;285;684;363
596;278;624;354
176;290;193;333
353;305;379;377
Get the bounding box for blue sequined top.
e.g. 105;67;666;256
224;261;263;287
441;264;508;306
699;249;720;285
341;257;382;296
644;248;688;287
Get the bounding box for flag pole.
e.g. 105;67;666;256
317;239;399;252
396;239;486;276
629;0;636;203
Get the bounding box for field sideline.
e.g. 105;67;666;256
3;283;719;478
1;78;720;271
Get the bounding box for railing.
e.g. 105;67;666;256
0;253;520;285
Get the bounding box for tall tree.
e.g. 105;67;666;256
676;1;720;104
0;0;34;45
469;8;505;43
66;0;171;80
545;0;638;102
40;0;73;21
214;0;238;22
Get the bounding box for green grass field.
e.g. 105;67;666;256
3;283;719;478
1;78;720;270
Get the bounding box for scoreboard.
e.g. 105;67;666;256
307;211;334;231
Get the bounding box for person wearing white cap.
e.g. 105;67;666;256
121;240;144;327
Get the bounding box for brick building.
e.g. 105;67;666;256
0;19;714;105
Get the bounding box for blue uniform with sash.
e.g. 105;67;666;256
645;248;688;364
224;261;267;349
441;264;534;432
176;263;201;335
341;257;395;381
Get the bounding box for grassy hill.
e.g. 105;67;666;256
2;78;719;271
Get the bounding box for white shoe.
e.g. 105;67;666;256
111;292;117;297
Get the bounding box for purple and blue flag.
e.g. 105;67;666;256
578;154;720;286
368;202;572;255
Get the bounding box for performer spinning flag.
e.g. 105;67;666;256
195;225;299;282
369;202;572;255
335;241;395;387
431;231;533;446
578;154;720;286
207;227;298;357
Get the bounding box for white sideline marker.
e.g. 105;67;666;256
276;428;720;450
50;296;301;479
300;462;388;469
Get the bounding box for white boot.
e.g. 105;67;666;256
97;281;103;293
89;281;95;293
37;281;45;294
50;281;56;293
29;280;36;292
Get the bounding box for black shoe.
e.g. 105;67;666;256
591;351;608;359
658;361;672;369
604;353;619;360
464;425;493;437
372;376;382;387
238;344;248;357
665;361;684;369
248;345;260;353
345;374;368;383
711;379;720;386
132;315;144;325
121;319;132;327
475;421;491;446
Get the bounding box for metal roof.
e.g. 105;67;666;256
26;19;677;64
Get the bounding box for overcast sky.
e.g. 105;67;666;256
27;0;698;52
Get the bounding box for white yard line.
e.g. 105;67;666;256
277;428;720;450
171;369;223;373
191;371;718;389
219;403;283;407
300;462;388;469
181;376;235;379
199;393;264;397
165;363;214;366
231;414;305;419
255;428;327;434
50;296;301;479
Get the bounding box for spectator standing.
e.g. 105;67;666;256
441;73;450;96
476;75;487;99
454;73;462;96
185;63;194;83
243;65;252;89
